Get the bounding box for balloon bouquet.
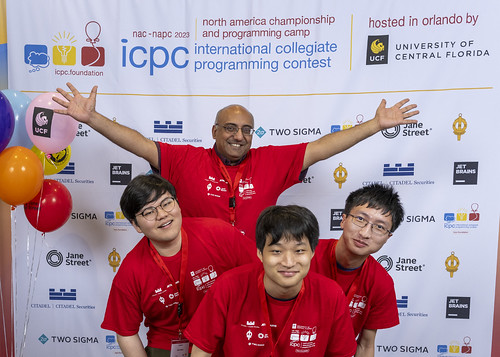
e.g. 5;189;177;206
0;90;78;233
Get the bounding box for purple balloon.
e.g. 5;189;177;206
0;92;15;152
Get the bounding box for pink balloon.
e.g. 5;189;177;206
25;92;78;154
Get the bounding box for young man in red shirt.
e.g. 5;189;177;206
54;83;419;240
310;183;404;357
184;205;357;357
101;174;257;356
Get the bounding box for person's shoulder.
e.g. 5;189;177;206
306;270;343;295
365;255;395;285
183;217;242;236
213;263;262;289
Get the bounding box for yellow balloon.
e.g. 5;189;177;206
31;145;72;175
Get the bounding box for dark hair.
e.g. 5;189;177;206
120;174;177;224
344;183;404;232
255;205;319;253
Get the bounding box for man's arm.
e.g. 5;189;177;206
302;98;419;170
116;333;148;357
355;329;377;357
53;82;159;169
191;345;212;357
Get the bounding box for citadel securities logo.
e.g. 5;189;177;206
453;161;478;185
154;120;183;134
54;162;96;185
397;295;429;319
366;35;389;65
382;162;435;186
381;122;432;139
149;120;202;144
24;21;105;75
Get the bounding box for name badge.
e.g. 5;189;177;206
170;339;189;357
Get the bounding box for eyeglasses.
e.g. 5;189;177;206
216;123;255;136
346;214;392;236
136;197;176;221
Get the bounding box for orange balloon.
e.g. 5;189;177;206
0;146;44;205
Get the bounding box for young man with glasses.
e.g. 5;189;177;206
101;174;257;357
184;205;357;357
310;183;404;357
54;82;418;240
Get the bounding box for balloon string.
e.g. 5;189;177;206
18;181;45;357
0;279;10;357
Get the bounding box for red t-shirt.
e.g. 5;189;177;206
184;263;357;357
101;217;258;350
157;143;307;240
310;239;399;336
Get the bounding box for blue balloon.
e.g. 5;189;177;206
1;89;33;149
0;92;15;152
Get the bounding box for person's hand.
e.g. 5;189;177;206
53;82;98;124
374;98;419;130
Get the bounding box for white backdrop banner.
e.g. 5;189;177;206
6;1;499;356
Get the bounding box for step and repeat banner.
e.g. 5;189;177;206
6;1;499;356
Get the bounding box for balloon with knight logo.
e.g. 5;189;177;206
25;92;78;154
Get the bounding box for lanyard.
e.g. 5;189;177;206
328;241;363;305
257;270;305;357
148;228;189;334
215;156;248;225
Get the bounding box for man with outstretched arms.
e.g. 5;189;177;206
54;83;418;239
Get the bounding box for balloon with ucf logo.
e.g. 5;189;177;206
25;92;79;154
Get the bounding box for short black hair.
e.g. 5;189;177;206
344;183;404;232
120;174;177;224
255;205;319;253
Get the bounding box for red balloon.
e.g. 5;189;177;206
24;179;72;233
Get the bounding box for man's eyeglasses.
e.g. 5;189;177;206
216;123;255;136
346;214;392;237
136;197;176;221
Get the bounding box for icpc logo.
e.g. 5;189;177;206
24;21;105;73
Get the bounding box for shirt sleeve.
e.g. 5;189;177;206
101;268;144;336
363;276;399;330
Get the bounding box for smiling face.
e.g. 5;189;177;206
131;192;183;256
212;105;254;163
258;235;314;300
338;203;393;267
